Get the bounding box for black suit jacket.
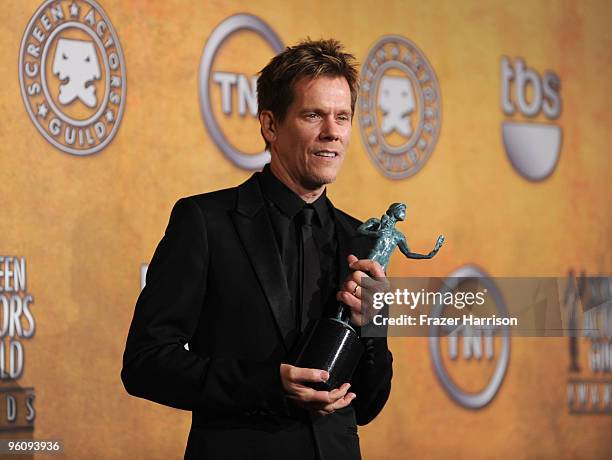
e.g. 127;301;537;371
121;173;393;460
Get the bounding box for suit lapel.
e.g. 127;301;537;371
231;174;293;351
331;207;372;284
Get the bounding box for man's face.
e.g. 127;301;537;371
269;75;352;191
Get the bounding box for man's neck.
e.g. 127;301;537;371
269;162;325;204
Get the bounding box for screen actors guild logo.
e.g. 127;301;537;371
379;76;416;137
565;271;612;414
19;0;126;156
500;57;562;181
359;36;441;179
53;38;100;107
199;14;284;170
0;256;36;430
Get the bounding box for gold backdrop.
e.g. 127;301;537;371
1;0;610;458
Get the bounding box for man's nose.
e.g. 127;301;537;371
319;116;341;141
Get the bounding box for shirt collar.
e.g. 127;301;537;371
258;163;331;226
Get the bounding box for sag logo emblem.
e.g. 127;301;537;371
19;0;126;156
359;36;441;179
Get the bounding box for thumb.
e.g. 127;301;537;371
347;254;358;265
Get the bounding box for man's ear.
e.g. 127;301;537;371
259;110;277;144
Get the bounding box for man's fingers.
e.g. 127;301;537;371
318;392;357;415
337;290;361;311
337;255;388;327
311;383;350;404
343;277;366;298
288;365;329;384
300;389;333;404
281;369;357;415
299;383;350;405
349;270;369;286
329;383;351;399
346;254;359;265
348;258;385;278
338;392;356;408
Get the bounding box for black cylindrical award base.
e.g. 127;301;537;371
293;318;364;391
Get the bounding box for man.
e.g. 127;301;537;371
121;39;393;460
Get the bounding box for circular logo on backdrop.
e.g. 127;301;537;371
199;14;284;170
428;266;510;409
500;56;562;181
359;36;441;179
19;0;126;156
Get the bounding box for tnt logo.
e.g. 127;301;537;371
429;267;510;409
213;72;258;117
199;14;283;170
500;57;562;181
447;325;495;360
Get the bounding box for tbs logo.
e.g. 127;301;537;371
500;57;562;181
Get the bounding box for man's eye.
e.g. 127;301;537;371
307;113;319;119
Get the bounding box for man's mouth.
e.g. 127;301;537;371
314;150;338;158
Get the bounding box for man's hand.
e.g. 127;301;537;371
280;364;356;416
336;254;388;326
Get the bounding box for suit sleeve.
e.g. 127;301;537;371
350;336;393;425
121;197;287;415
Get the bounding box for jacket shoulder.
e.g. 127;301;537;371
181;185;238;213
179;172;261;214
333;206;363;229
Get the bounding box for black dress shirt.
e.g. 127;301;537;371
258;164;339;347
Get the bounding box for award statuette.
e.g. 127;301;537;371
294;202;445;390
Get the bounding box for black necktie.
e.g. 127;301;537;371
298;206;321;332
